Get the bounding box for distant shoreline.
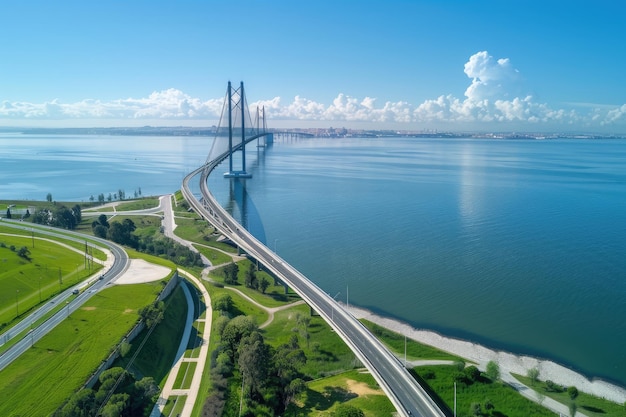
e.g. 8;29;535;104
348;304;626;405
2;126;625;141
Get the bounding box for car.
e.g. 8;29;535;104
72;289;79;295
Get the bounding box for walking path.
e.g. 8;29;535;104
150;269;212;417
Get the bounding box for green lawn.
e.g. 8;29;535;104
0;282;163;417
297;369;396;417
114;284;187;386
0;233;102;328
413;365;556;417
114;198;160;211
361;319;461;361
194;243;233;266
514;374;626;417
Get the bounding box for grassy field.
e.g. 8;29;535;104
114;198;160;211
0;223;107;261
514;374;626;417
413;365;555;417
0;281;164;416
361;319;461;362
0;232;102;328
297;369;396;416
113;284;187;386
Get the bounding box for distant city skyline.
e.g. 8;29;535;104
1;1;625;133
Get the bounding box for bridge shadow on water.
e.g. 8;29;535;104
226;174;268;246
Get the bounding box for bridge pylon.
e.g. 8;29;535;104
223;81;252;179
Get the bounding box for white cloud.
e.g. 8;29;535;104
464;51;521;101
1;51;625;132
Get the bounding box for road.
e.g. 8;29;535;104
181;149;446;417
0;220;130;371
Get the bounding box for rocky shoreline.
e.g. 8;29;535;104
349;305;626;405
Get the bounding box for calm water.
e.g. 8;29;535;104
2;133;626;386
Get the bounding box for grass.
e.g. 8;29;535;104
0;232;102;328
413;365;555;417
209;258;301;308
361;319;461;362
113;284;187;386
114;198;160;211
296;369;396;417
194;243;233;266
263;303;359;379
0;282;163;417
514;374;626;417
0;223;107;261
173;216;216;242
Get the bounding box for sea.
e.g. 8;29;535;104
1;132;625;388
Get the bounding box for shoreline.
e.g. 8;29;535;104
348;304;626;405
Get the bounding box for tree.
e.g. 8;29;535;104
220;315;256;361
213;293;233;312
93;224;108;239
464;365;480;382
333;404;365;417
139;301;165;328
259;276;270;294
245;263;257;289
17;246;30;259
72;204;82;223
6;208;11;219
283;378;306;410
486;360;500;381
527;367;540;385
569;401;577;417
223;262;239;284
46;192;52;202
567;386;579;400
98;214;109;228
238;332;271;396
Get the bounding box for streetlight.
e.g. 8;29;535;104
331;292;341;322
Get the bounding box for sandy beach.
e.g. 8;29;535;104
349;305;626;405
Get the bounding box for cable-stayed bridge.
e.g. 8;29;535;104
182;82;446;417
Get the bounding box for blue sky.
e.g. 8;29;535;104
1;0;625;133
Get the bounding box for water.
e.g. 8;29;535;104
211;136;626;387
0;133;209;201
2;133;626;387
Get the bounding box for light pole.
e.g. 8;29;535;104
404;334;407;367
332;292;341;322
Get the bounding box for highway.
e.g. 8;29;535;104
181;143;446;417
0;220;129;371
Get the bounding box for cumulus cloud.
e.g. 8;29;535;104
464;51;521;101
1;51;625;131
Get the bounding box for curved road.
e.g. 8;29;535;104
0;220;130;371
181;144;446;417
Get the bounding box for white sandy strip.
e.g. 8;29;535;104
114;259;171;285
349;305;626;404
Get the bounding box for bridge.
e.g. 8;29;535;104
181;82;446;417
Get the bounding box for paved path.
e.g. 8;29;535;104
150;269;212;417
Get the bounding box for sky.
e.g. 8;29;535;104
1;0;625;133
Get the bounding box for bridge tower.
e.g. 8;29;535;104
224;81;252;178
254;106;274;147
